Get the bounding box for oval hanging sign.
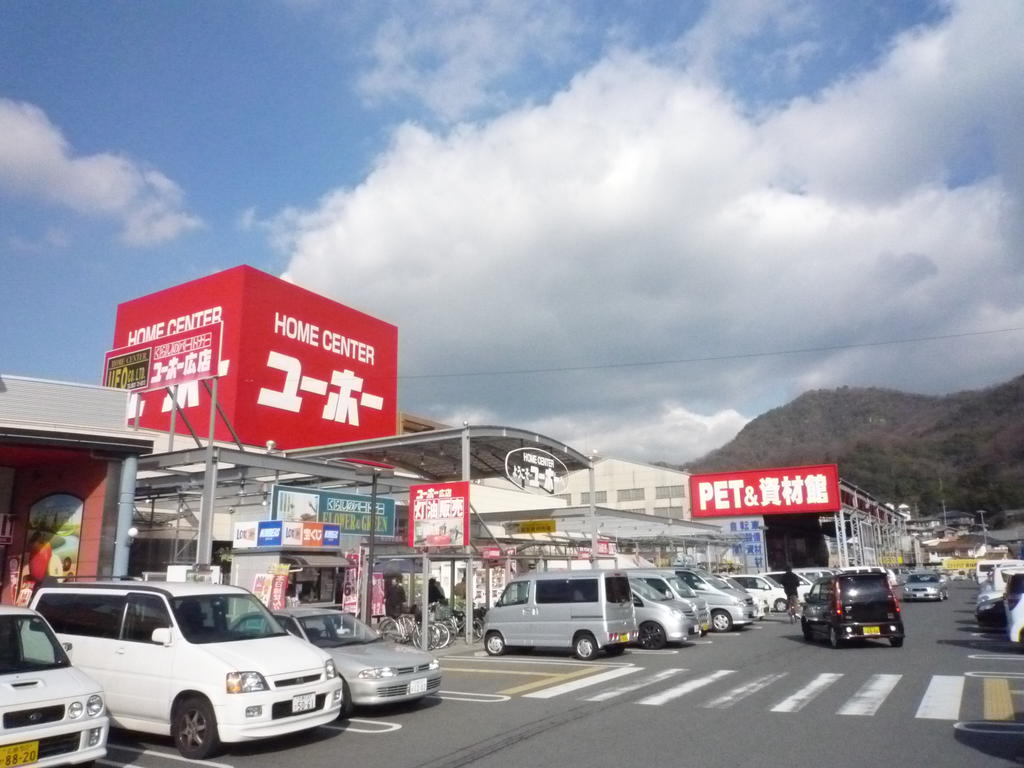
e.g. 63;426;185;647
504;448;568;495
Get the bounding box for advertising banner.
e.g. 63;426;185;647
232;521;258;549
408;481;470;548
721;516;766;570
256;520;283;547
271;484;396;537
19;494;83;597
104;323;222;393
110;265;398;449
690;464;840;518
504;448;568;495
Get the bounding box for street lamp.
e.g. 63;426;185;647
977;509;988;545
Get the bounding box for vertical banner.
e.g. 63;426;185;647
21;494;83;597
408;481;471;548
372;572;385;618
341;553;361;614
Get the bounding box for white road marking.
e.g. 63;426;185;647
629;649;680;654
967;654;1024;661
104;747;232;768
523;666;641;699
437;690;510;702
915;675;964;720
323;718;402;734
953;721;1024;735
638;670;735;706
703;672;788;709
837;674;902;716
770;673;843;713
448;655;633;667
584;669;685;702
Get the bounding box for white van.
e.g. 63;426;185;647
977;559;1024;586
483;570;637;660
0;606;108;768
31;582;343;759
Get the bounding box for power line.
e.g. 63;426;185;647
401;326;1024;381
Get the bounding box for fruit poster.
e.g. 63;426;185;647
19;494;83;601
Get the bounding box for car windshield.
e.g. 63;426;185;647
764;575;783;588
0;615;70;674
297;612;381;647
907;574;940;584
631;579;671;602
724;578;747;591
838;576;890;601
170;594;288;644
665;575;697;598
704;575;733;590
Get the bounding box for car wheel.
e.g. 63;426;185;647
828;626;841;649
339;678;354;719
774;598;789;613
573;632;598;660
172;696;221;760
485;631;506;656
890;637;904;648
801;619;813;641
638;621;667;650
711;610;733;633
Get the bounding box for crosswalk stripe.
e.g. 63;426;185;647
522;666;640;699
915;675;964;720
703;672;788;709
584;669;685;702
638;670;735;706
837;674;902;716
771;673;843;713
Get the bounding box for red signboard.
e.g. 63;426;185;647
689;464;840;517
408;481;470;548
109;265;398;449
104;323;222;392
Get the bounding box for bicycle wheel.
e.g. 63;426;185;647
472;618;484;642
377;618;403;643
429;623;450;649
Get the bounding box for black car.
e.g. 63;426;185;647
976;593;1007;630
800;572;905;648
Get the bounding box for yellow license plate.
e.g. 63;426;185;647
862;626;880;635
0;741;39;767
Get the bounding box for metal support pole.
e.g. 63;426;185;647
588;459;597;566
421;553;429;651
197;377;219;567
112;455;138;578
465;556;473;644
167;385;178;452
362;472;379;625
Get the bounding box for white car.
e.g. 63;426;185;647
763;570;813;601
0;605;108;768
730;573;790;613
1006;570;1024;645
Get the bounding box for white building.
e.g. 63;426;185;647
560;458;691;520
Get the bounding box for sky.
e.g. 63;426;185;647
2;0;1023;466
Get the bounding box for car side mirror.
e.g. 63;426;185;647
151;627;173;646
633;596;643;607
61;642;73;652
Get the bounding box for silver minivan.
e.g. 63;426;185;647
629;577;701;649
627;570;711;635
483;570;638;660
674;568;757;632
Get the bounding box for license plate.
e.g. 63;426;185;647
0;741;38;767
701;623;710;632
292;692;316;712
409;677;427;694
862;626;880;635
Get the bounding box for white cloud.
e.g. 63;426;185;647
277;1;1024;463
0;98;201;245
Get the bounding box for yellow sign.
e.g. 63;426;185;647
942;558;977;570
508;520;556;534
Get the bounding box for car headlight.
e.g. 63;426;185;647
325;659;337;679
428;658;440;670
86;695;104;717
226;671;269;694
670;607;685;617
68;701;84;719
730;597;743;606
358;666;397;679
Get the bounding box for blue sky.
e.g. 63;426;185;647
2;1;1022;463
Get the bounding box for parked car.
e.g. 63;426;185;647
793;567;838;583
976;592;1008;630
720;576;765;619
483;569;637;659
673;568;757;632
764;570;813;601
730;573;789;613
0;605;108;768
31;582;343;759
1005;571;1024;646
840;565;898;587
273;607;439;718
800;572;905;648
626;570;711;635
628;577;700;649
902;572;949;601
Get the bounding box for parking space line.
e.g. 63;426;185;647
104;746;232;768
501;665;605;695
638;670;734;706
448;655;634;667
915;675;964;720
322;718;402;734
983;677;1015;721
770;673;843;713
437;691;511;702
444;667;558;676
837;674;902;716
523;665;641;699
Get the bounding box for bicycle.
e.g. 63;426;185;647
377;613;449;649
787;595;801;624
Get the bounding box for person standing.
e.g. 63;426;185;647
385;576;406;618
428;577;447;605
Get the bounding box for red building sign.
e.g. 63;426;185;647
110;265;398;449
408;481;470;548
690;464;840;518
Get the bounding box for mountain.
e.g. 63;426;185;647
683;374;1024;517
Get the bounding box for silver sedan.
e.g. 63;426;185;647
275;608;441;718
901;572;948;601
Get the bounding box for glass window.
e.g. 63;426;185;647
838;576;889;601
655;485;685;499
675;571;701;589
580;491;607;504
170;593;288;644
616;488;644;502
604;576;631;604
35;593;126;639
665;575;698;598
630;578;668;601
0;615;69;674
297;611;380;647
641;577;673;598
122;594;172;643
497;581;530;607
536;579;598;603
